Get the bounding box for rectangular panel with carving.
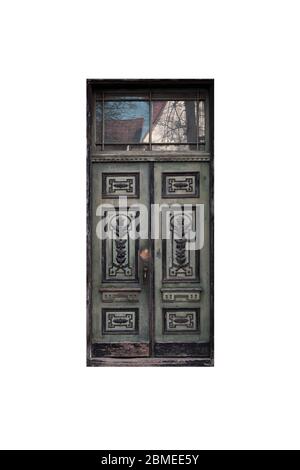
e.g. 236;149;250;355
101;291;140;303
102;173;140;198
101;208;139;283
102;308;139;334
162;206;200;282
162;290;201;302
162;172;199;198
164;308;200;333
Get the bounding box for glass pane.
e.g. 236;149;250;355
104;101;149;143
151;101;197;143
151;89;197;100
104;91;149;100
95;101;103;144
199;100;206;140
104;144;149;151
151;144;197;151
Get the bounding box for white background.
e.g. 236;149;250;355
0;0;300;450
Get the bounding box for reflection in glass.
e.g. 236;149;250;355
104;101;149;143
103;145;149;151
199;100;205;140
151;144;197;151
95;101;103;144
151;101;197;143
104;92;149;100
96;97;206;150
151;90;197;100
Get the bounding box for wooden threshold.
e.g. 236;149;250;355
87;357;213;367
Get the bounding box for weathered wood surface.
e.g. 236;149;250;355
88;357;213;367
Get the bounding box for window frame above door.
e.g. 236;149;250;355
92;90;209;152
88;79;214;160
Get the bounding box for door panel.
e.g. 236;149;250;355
162;205;200;282
153;162;210;356
91;162;150;357
91;160;210;359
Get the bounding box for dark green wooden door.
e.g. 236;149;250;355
91;162;151;357
153;162;210;357
90;160;210;359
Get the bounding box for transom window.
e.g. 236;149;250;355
94;89;208;151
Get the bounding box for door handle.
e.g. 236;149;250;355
143;265;149;281
139;248;150;283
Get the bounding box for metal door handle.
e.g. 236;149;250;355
139;248;150;262
139;248;150;283
143;265;149;281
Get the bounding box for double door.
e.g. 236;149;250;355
90;160;210;359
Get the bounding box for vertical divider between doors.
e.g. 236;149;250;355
149;161;155;357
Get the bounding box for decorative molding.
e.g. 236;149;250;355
162;290;201;302
91;152;211;163
102;308;139;334
102;172;139;198
162;172;200;198
162;207;200;282
101;291;139;302
102;208;139;283
164;308;200;333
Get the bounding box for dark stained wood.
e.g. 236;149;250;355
88;357;213;367
154;342;210;357
86;81;93;361
91;342;150;358
209;80;214;363
87;79;214;91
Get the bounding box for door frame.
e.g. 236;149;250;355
86;79;214;367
